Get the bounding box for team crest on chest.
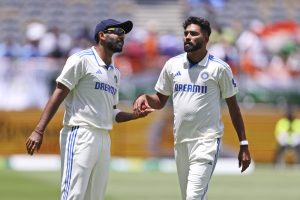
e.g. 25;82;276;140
200;71;209;80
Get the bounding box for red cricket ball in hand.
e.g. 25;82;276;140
141;103;148;110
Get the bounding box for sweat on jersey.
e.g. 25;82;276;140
56;47;120;130
155;53;238;144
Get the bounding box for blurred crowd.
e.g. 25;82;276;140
1;19;300;77
0;18;300;110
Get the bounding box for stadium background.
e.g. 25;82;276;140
1;0;300;199
1;0;300;181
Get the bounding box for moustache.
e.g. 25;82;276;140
184;42;193;45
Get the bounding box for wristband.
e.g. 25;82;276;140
240;140;248;145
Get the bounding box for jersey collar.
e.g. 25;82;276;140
91;46;114;70
184;52;210;68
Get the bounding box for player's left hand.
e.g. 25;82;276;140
238;146;251;173
26;130;44;155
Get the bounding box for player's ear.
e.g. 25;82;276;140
204;34;209;43
99;32;106;40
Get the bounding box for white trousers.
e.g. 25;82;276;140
60;126;111;200
175;138;221;200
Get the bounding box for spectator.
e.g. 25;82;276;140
236;19;269;76
22;22;46;57
273;107;300;166
0;36;23;58
39;26;72;58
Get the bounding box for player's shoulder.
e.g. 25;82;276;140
208;54;231;71
66;48;93;64
169;53;186;62
73;48;94;59
112;65;121;75
165;53;186;67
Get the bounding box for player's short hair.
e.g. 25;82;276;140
183;16;211;37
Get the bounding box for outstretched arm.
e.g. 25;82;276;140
26;82;70;155
113;105;153;123
226;95;251;173
133;92;169;113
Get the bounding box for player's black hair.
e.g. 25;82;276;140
183;16;211;37
95;34;100;44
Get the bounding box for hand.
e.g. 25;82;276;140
26;130;44;155
133;107;154;119
238;146;251;173
133;94;150;115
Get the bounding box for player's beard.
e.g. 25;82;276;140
105;37;124;53
184;40;203;52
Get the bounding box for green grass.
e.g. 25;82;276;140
0;170;59;200
0;165;299;200
209;165;300;200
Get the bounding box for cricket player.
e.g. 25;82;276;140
26;18;152;200
134;16;251;200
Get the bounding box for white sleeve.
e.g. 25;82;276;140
56;55;85;90
154;61;173;96
218;64;238;99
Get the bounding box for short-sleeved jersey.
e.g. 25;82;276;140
56;47;120;130
155;53;238;144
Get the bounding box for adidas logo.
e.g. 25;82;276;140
96;69;102;74
174;71;181;77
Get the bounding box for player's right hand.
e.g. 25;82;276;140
26;130;43;155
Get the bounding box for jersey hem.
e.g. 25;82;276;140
222;90;238;99
174;133;223;145
155;87;171;96
56;79;73;90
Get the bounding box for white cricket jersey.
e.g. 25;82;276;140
155;52;238;144
56;47;120;130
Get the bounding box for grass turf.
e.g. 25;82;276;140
0;164;299;200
